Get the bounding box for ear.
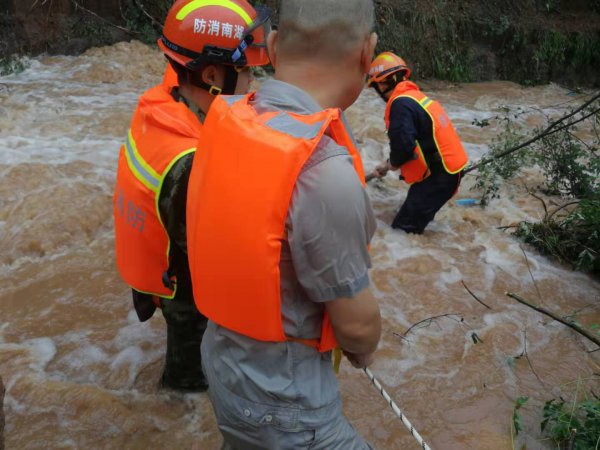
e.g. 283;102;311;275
361;32;378;74
266;30;278;68
201;65;220;86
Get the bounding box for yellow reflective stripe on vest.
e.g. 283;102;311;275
419;96;433;109
176;0;252;24
124;130;161;193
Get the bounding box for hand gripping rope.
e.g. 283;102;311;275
363;367;433;450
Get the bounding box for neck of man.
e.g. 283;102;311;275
177;85;211;123
274;58;362;111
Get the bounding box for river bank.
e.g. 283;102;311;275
1;0;599;85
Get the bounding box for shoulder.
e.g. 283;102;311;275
139;83;172;104
301;134;349;173
293;137;368;221
391;95;420;110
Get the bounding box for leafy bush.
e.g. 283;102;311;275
472;98;599;274
120;0;171;44
542;397;600;449
533;125;599;198
472;108;530;205
515;199;600;274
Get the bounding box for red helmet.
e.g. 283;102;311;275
368;52;411;86
158;0;270;69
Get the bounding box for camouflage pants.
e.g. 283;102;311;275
160;295;208;391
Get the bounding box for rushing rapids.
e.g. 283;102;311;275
1;41;598;449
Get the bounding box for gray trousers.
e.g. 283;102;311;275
204;354;374;450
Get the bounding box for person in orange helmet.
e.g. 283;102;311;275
113;0;270;392
368;52;469;234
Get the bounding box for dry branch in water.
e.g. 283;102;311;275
506;292;600;347
402;314;464;336
516;329;545;386
465;91;600;174
461;280;492;310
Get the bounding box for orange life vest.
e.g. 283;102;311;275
113;83;202;298
384;81;468;184
187;93;366;352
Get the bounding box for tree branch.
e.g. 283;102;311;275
465;93;600;174
403;314;464;336
132;0;163;31
547;201;580;221
506;292;600;347
461;280;492;309
70;0;139;36
517;329;545;385
520;246;542;302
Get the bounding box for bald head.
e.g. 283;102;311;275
277;0;374;60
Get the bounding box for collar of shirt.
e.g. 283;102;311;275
252;79;322;115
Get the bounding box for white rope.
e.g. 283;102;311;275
363;367;433;450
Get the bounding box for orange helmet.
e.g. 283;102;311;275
158;0;270;69
367;52;411;86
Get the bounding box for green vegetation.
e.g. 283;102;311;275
512;382;600;448
472;99;600;275
6;0;597;85
533;30;600;84
119;0;170;44
515;199;600;273
535;30;568;71
372;2;600;85
472;108;530;204
541;396;600;449
512;396;529;437
0;55;28;76
69;16;112;45
374;5;472;82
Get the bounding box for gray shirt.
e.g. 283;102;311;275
202;80;376;411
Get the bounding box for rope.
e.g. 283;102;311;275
363;367;433;450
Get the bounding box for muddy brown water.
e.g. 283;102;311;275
1;41;598;449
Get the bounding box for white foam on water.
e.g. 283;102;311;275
463;142;490;160
110;345;146;387
23;337;57;371
435;266;464;292
1;337;57;413
1;43;599;449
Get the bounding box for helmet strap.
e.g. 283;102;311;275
221;65;240;95
373;80;396;102
178;67;222;96
186;65;238;96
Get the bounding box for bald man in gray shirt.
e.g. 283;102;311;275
200;1;381;449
